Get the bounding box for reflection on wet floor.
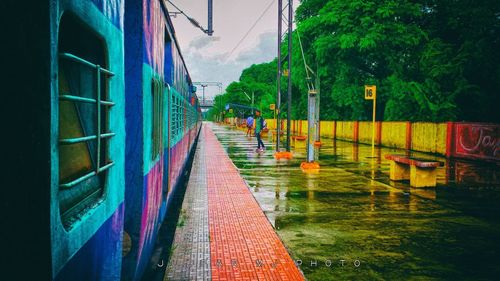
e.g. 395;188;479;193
211;123;500;281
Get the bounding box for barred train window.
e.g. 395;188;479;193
171;95;176;141
151;79;164;159
171;93;183;142
177;96;182;137
58;14;115;227
178;98;182;137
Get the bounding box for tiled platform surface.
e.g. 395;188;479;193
166;124;304;281
165;129;211;280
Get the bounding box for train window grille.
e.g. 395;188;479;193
171;91;183;143
184;99;189;131
57;14;116;227
177;95;182;138
176;95;179;141
58;52;115;224
151;79;164;160
171;94;176;142
176;95;180;139
171;93;177;143
182;99;187;133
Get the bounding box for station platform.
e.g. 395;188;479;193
165;124;304;281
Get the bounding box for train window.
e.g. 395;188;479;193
57;14;115;228
171;94;175;141
170;90;183;143
177;96;180;137
151;79;164;159
178;96;183;136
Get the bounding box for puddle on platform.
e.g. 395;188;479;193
211;123;500;281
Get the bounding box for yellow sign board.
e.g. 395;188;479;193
229;109;233;113
364;85;377;157
283;69;289;77
365;85;376;100
270;104;275;110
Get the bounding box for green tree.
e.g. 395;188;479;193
206;60;278;120
210;0;500;123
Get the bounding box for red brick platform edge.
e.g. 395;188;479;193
203;125;305;281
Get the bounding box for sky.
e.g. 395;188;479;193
164;0;300;101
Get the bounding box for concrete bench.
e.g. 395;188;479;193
385;154;443;187
294;135;307;141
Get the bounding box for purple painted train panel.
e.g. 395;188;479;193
143;0;167;75
135;157;165;277
121;1;201;280
55;204;124;281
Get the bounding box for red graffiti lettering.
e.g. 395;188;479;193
454;124;499;161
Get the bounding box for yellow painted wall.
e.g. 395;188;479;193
358;122;374;144
300;120;308;136
233;119;448;155
320;121;335;137
265;119;277;130
381;122;407;148
411;123;447;154
336;121;354;140
292;120;300;134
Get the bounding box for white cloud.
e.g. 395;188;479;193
184;31;277;99
233;31;276;64
188;35;221;49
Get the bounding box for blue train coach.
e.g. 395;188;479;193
122;0;201;280
2;0;201;280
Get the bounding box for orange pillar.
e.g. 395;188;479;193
375;121;382;146
353;121;359;143
333;121;337;139
406;121;412;151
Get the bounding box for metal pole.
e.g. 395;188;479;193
306;91;316;162
207;0;214;36
201;84;207;105
315;63;320;142
252;92;254;115
372;96;376;157
286;0;293;152
220;95;223;122
276;0;282;152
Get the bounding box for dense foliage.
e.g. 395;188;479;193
207;0;500;122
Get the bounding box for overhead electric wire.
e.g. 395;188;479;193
165;0;208;34
226;0;276;61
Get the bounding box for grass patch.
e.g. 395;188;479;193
177;208;188;227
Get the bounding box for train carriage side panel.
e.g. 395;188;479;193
122;0;145;279
51;0;126;280
122;0;172;279
121;0;202;279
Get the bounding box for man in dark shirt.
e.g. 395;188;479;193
254;111;265;152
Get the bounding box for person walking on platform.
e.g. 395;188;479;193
254;110;266;152
246;115;254;137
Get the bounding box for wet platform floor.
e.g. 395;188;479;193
165;124;304;280
210;123;500;280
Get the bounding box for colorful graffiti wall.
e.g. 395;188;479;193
449;123;499;162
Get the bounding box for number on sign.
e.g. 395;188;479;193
364;85;376;100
